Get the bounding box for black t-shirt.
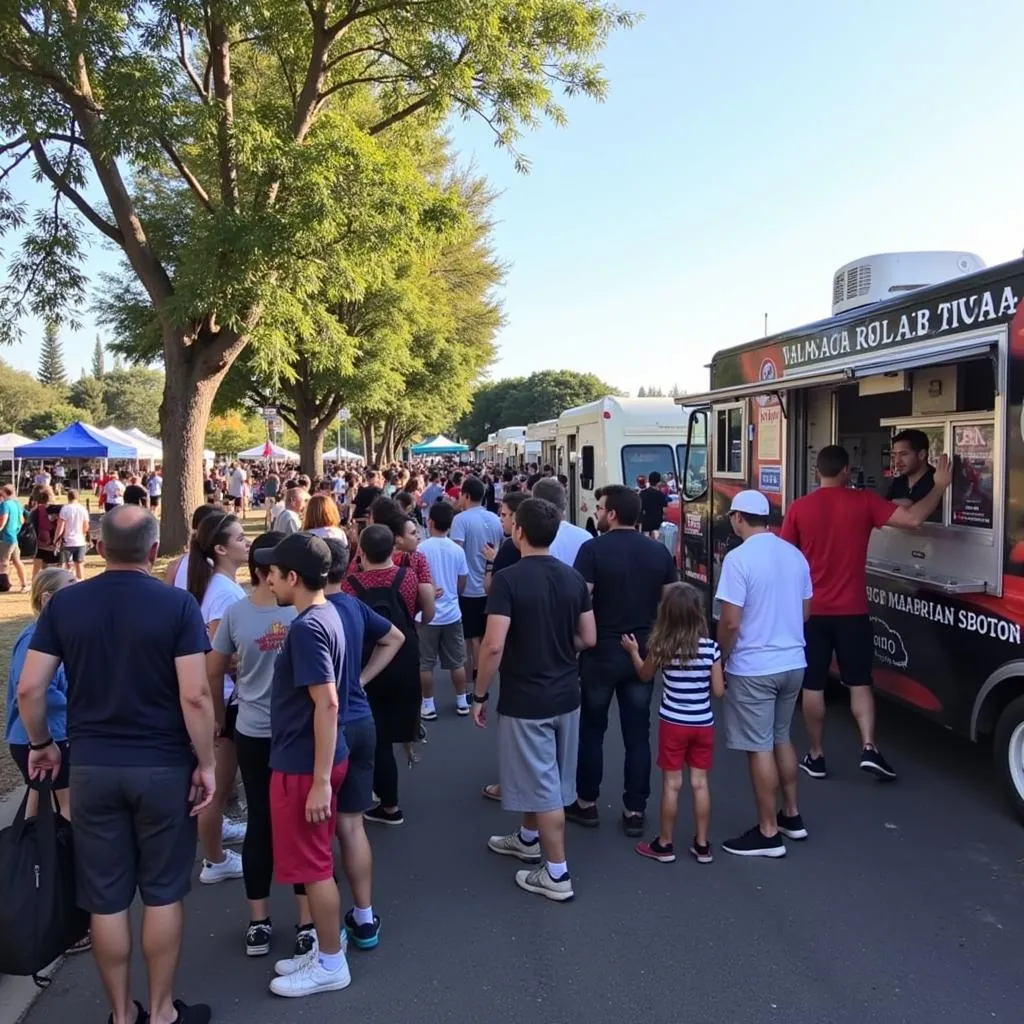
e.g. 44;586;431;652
527;473;542;490
123;484;148;506
353;485;382;520
203;478;215;495
574;529;677;659
639;487;669;531
485;556;591;719
492;537;520;573
886;467;940;522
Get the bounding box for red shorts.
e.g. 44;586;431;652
270;760;348;884
657;721;714;772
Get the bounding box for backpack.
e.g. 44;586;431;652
0;783;89;984
346;567;421;743
34;504;55;548
17;506;37;558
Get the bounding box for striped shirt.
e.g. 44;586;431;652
659;637;719;727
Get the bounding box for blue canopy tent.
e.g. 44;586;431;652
410;434;470;456
14;421;137;460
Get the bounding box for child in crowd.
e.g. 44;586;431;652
621;582;724;864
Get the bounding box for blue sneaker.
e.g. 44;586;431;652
344;909;381;950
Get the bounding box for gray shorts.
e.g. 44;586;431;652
338;715;376;815
417;621;466;671
498;709;580;813
70;763;197;914
724;669;805;753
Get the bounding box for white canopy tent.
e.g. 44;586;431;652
0;432;32;485
102;425;161;465
124;427;215;467
238;442;300;462
322;446;364;462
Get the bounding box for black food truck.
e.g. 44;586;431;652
676;255;1024;823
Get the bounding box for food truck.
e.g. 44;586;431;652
557;396;692;533
526;418;558;469
676;255;1024;822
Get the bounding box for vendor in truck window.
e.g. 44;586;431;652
887;429;940;523
779;444;952;785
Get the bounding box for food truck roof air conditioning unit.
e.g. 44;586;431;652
831;251;986;317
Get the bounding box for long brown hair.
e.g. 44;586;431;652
303;493;340;531
187;511;239;606
646;582;708;669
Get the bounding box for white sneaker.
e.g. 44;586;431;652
222;818;247;845
487;831;542;863
199;848;243;884
270;953;351;997
275;930;347;976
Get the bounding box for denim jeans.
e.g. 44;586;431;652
576;654;654;814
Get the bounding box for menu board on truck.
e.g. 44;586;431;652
951;423;994;529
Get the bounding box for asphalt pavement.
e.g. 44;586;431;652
26;688;1024;1024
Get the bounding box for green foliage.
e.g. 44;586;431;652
99;367;163;435
38;321;67;389
0;360;60;434
205;411;265;456
91;336;105;378
68;374;108;424
457;369;620;445
21;402;86;438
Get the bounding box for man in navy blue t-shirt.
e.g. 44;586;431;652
254;533;350;998
323;539;404;950
18;504;216;1024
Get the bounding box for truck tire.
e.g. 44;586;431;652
993;695;1024;825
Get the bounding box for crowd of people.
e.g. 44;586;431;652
3;442;954;1024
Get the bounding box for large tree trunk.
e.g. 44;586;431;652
298;422;327;477
159;326;245;554
361;421;375;465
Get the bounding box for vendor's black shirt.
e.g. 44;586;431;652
485;555;591;719
639;487;669;532
887;467;940;522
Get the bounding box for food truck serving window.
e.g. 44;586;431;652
621;444;676;490
714;404;745;479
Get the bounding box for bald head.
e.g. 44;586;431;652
101;504;160;566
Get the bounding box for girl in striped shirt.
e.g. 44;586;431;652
622;582;724;864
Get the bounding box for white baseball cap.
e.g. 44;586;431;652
729;490;770;516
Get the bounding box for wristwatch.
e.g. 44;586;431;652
472;692;489;704
28;737;54;751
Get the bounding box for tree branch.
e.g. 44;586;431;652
28;139;124;245
158;135;215;214
367;93;433;135
175;16;208;101
207;17;239;209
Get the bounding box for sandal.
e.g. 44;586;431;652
481;784;501;802
66;933;92;955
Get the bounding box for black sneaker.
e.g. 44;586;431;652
636;837;676;863
170;1000;211;1024
344;908;381;950
689;839;713;864
364;805;404;826
564;800;599;827
621;812;645;838
776;810;808;840
245;919;272;957
800;753;827;779
110;1000;149;1024
859;747;896;780
294;923;316;957
722;826;786;858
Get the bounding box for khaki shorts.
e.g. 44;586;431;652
417;621;466;671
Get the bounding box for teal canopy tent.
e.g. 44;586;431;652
410;434;469;455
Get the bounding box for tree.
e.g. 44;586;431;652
91;335;106;378
1;3;636;551
456;370;620;446
637;384;664;397
38;321;67;389
21;402;86;438
0;359;58;433
206;411;264;457
101;367;164;436
68;374;107;424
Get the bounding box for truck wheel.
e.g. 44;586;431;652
993;695;1024;824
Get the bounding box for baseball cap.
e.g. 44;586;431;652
253;532;331;584
729;490;770;516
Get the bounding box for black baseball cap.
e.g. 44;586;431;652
253;533;331;584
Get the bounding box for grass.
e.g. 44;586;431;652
0;505;268;795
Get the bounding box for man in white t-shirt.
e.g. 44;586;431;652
102;474;125;511
227;461;246;510
271;486;306;535
532;478;589;568
417;502;469;719
715;490;812;860
58;489;91;580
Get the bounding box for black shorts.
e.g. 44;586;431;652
35;548;60;566
459;596;488;640
149;495;160;509
337;715;376;815
221;702;238;740
803;614;874;691
70;762;197;913
9;740;71;790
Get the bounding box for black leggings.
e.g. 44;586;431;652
374;733;399;809
234;731;305;902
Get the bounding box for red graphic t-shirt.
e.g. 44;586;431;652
780;487;896;616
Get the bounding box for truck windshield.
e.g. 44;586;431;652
621;444;677;491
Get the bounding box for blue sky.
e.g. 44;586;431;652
5;0;1024;398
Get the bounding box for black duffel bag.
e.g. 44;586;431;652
0;782;89;984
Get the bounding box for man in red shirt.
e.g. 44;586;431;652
780;444;951;781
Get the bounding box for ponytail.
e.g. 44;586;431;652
187;511;238;606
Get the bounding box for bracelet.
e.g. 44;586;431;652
485;561;495;571
472;692;489;704
28;737;54;751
